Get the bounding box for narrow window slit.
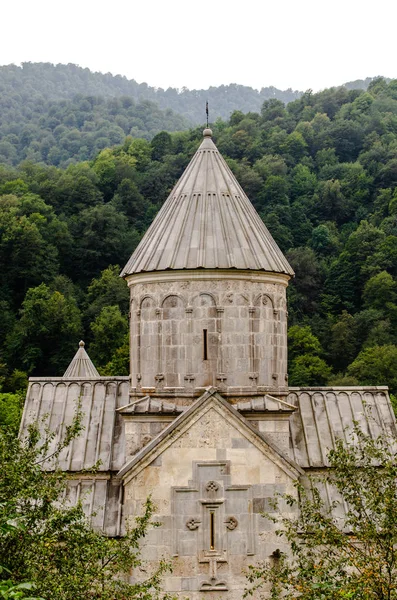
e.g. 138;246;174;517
203;329;208;360
210;511;215;550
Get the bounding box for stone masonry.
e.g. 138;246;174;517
127;271;289;398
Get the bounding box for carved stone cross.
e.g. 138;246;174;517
172;460;255;592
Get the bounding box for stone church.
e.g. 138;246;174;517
21;129;396;598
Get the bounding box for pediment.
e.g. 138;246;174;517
117;388;303;484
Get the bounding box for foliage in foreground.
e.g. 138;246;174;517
0;518;43;600
246;426;397;599
0;410;173;600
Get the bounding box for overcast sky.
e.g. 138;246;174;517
2;0;396;92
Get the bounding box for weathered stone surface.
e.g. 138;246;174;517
63;340;100;378
288;387;396;467
120;390;300;597
21;377;129;471
127;271;289;396
63;477;122;536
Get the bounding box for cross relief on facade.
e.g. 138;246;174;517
172;461;255;592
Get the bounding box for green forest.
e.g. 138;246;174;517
0;63;382;167
1;73;397;411
0;62;302;120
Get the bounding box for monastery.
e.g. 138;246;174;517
20;128;397;598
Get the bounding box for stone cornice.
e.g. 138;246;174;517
125;269;290;287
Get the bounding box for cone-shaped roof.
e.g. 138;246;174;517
63;341;100;378
121;128;294;277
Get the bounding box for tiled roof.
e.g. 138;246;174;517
63;478;122;536
21;382;396;475
288;387;397;468
121;129;294;277
117;396;185;415
20;382;397;532
20;378;129;472
235;395;296;413
63;341;100;379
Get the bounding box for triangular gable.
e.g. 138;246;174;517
117;387;303;484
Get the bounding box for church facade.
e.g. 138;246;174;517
21;129;397;598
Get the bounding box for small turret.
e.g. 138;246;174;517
63;340;100;379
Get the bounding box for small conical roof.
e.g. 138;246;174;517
63;341;100;378
121;129;293;277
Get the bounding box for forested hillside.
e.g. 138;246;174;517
1;62;302;119
0;63;302;167
0;87;190;167
1;77;397;402
0;63;387;169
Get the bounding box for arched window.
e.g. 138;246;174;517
139;297;157;388
192;293;218;387
162;295;186;388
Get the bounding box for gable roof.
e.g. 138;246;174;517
20;377;129;472
63;340;100;379
121;129;294;277
117;387;303;482
288;387;397;468
21;380;396;476
117;394;294;416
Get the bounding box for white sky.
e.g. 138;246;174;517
2;0;396;92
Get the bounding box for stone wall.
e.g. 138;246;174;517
122;397;299;599
126;270;290;398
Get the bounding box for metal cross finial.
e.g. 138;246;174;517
206;101;209;128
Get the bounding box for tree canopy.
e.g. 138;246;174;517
245;426;397;599
0;406;174;599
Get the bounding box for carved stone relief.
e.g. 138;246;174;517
172;460;255;592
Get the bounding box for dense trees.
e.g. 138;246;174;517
288;326;332;386
0;65;190;167
0;64;301;148
1;64;381;169
0;407;174;599
245;427;397;599
1;77;397;393
6;283;82;375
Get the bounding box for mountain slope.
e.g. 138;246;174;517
0;63;391;167
0;62;302;121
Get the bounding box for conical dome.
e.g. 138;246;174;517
121;129;293;277
63;341;100;378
